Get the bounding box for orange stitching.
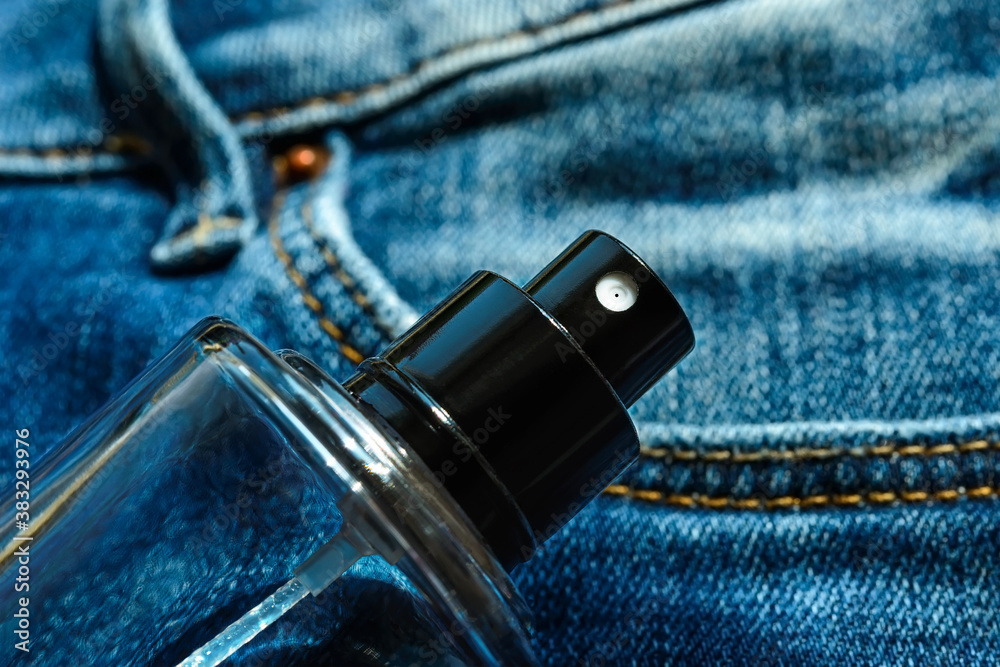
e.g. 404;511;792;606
232;0;651;124
603;484;999;510
0;133;152;159
269;192;365;364
639;439;998;463
8;0;675;157
300;199;396;340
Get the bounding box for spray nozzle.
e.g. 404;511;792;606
346;230;694;569
524;230;694;408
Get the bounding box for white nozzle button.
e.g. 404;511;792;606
595;272;638;312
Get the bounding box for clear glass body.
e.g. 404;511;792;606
0;317;535;666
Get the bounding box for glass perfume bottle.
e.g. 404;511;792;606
0;231;693;666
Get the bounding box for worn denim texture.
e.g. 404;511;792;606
2;0;1000;664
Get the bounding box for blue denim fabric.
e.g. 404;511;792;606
2;0;1000;664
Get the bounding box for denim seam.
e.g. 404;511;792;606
232;0;718;136
0;0;712;165
0;133;151;158
269;191;366;364
233;0;648;123
639;439;997;462
603;484;999;510
300;198;397;342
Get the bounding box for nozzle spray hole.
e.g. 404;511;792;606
595;272;638;312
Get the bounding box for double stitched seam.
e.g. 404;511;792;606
604;484;999;510
234;0;648;124
641;439;998;463
0;147;93;158
0;134;152;159
300;199;397;341
8;0;682;159
269;192;365;364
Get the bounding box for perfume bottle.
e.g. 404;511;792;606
0;231;693;666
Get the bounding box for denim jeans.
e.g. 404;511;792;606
2;0;999;664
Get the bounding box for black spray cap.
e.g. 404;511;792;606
344;231;694;570
524;231;694;407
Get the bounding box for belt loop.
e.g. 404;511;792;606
98;0;257;271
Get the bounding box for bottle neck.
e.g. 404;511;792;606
344;357;539;570
274;346;537;662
